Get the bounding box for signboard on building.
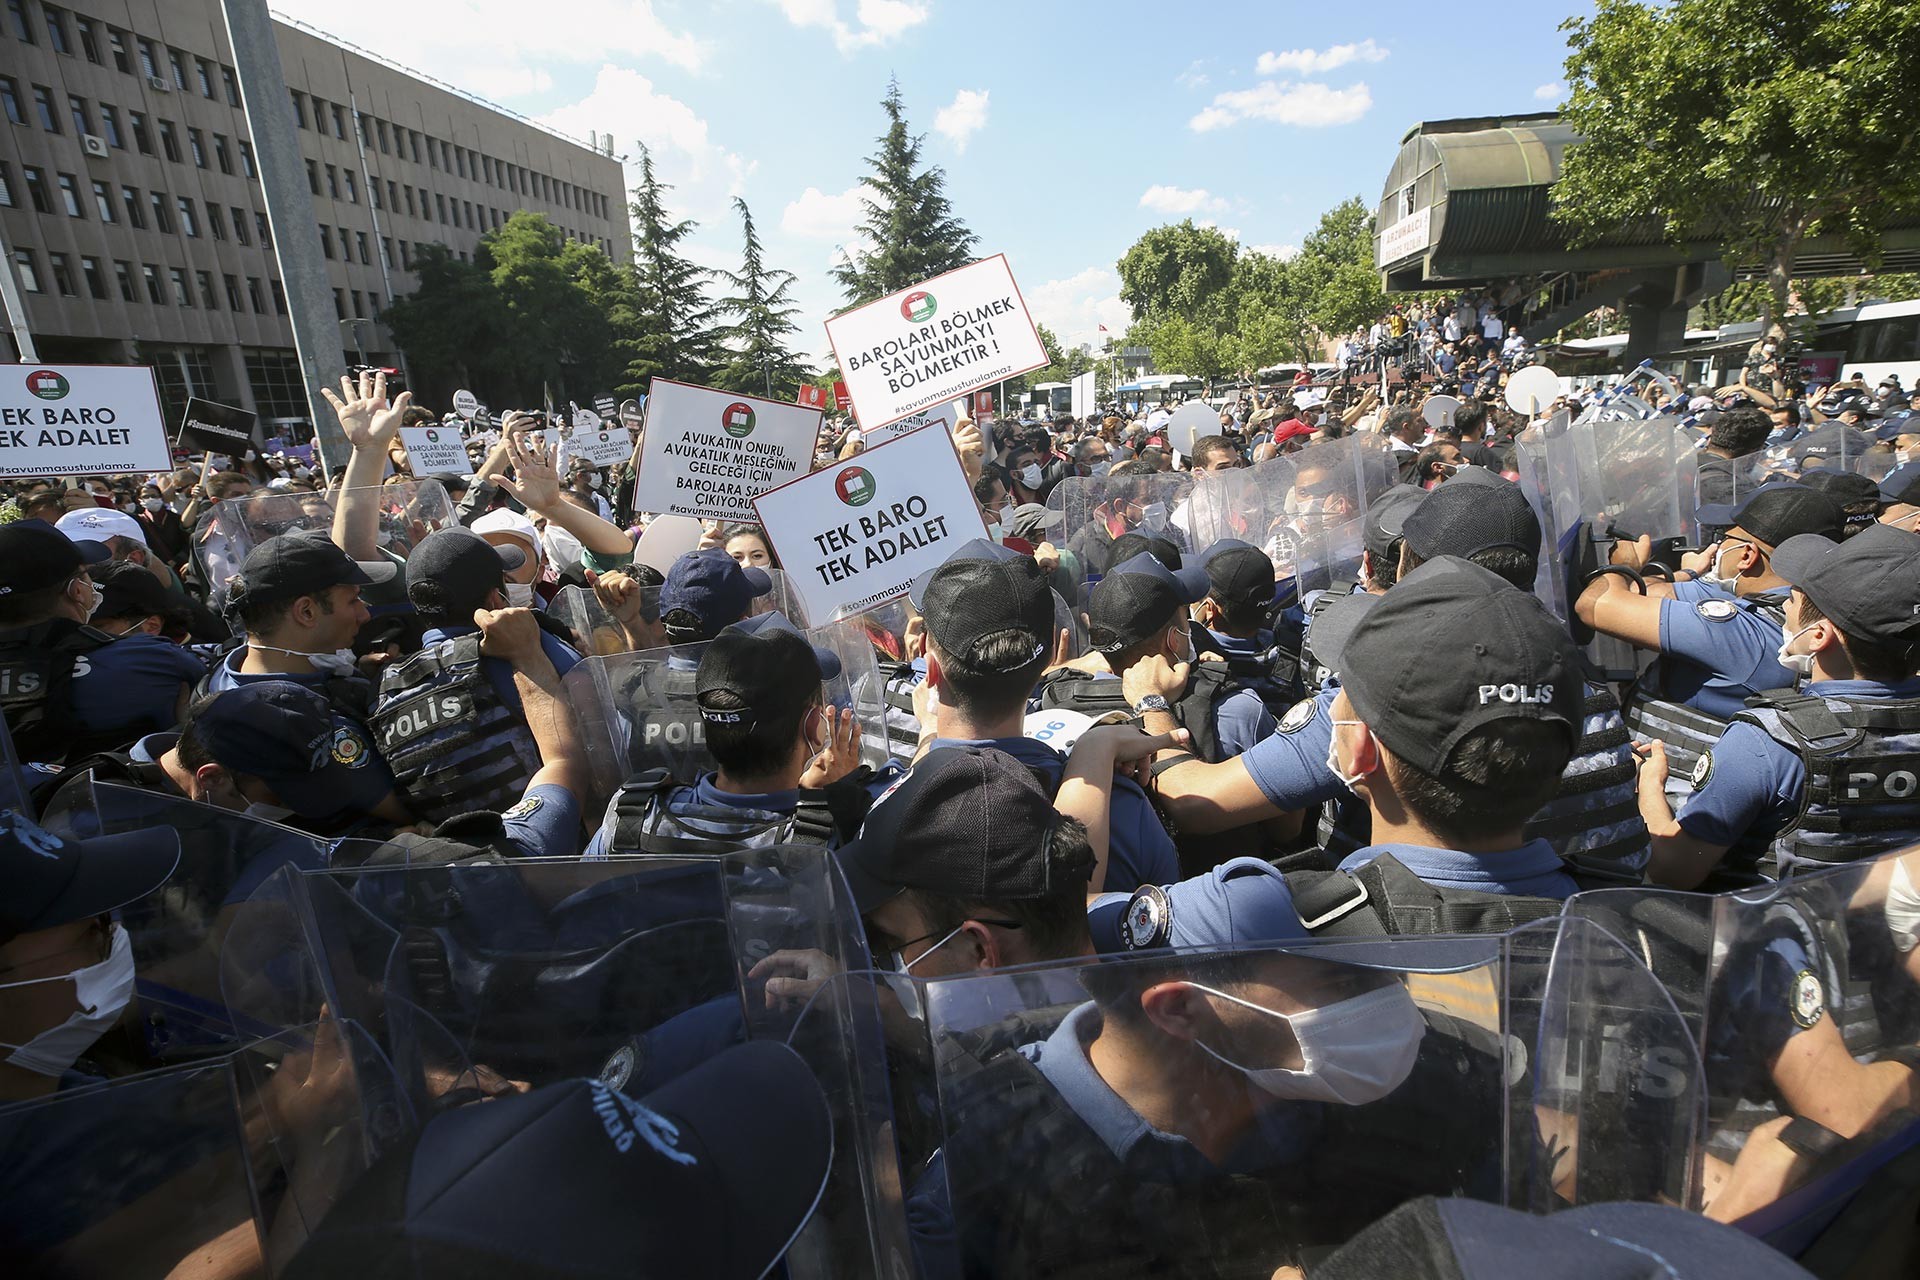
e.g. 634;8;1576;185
1377;206;1432;268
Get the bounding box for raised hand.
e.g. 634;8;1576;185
491;429;561;512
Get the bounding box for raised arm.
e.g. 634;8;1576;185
488;430;633;559
321;370;412;558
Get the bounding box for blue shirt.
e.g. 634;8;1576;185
583;773;796;858
421;623;581;714
498;781;583;859
1340;839;1580;900
1643;584;1793;719
205;644;341;696
887;736;1180;894
1241;684;1344;811
70;631;205;742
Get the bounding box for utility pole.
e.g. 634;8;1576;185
220;0;350;474
0;226;39;362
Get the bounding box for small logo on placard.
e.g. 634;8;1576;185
900;291;937;323
722;402;756;438
26;369;69;400
836;466;876;507
425;428;440;443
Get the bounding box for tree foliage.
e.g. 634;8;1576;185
713;198;811;397
626;145;725;390
1116;221;1239;326
1555;0;1920;336
832;79;978;306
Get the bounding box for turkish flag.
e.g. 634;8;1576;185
797;384;827;409
832;380;851;412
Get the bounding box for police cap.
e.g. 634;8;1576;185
1194;539;1277;609
1771;522;1920;648
660;548;772;633
914;538;1053;671
1086;552;1210;654
0;519;109;595
192;681;391;824
1694;482;1845;547
1399;477;1539;563
406;527;526;621
235;532;396;607
695;612;841;729
0;810;178;946
1362;484;1427;560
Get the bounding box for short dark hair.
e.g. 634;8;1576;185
239;586;334;637
176;694;223;774
972;471;1006;506
1399;543;1537;592
1108;460;1156;478
897;816;1096;963
1385;718;1573;847
1190;435;1238;467
1452;399;1487;438
1381;405;1417;437
1364;543;1402;591
1412;444;1457;482
208;471;253;499
699;682;822;780
1796;595;1918;683
928;631;1048;720
1208;589;1267;634
1709;407;1772;455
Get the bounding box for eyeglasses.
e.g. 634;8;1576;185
876;916;1023;973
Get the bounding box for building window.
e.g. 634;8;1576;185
206;203;224;240
212;133;230;173
196;269;216;309
404;186;415;217
426;136;438;169
92;179;113;220
44;5;69;54
245;347;303;414
386;179;397;209
325;164;338;199
223;273;241;310
177;196;197;237
57;171;82;217
13;249;41;293
408;130;421;163
256;212;271;248
343;171;356;203
81;255;106;299
114;260;135;301
246;276;263;312
306;158;319;195
318;224;332;258
337;226;351;259
187;126;205;167
99;103;121;147
158;118;179;163
195;58;213;99
136;38;157;79
121;184;142;227
331;102;346;140
376;118;390;153
22;165;48;213
435;192;447;223
238;139;255;178
167;48;186;91
129;110;149;154
290;90;306;129
350;288;363;318
8;0;34;44
455;148;466;179
0;77;21;124
67;93;90;136
108;27;128;73
142;263;163;304
221;66;238;106
72;12;95;59
398;240;409;269
356;230;368;264
332;288;345;319
48;252;76;296
380;235;392;267
33;84;59;132
0;162;14;206
270;279;287;314
231;206;249;244
368;179;381;210
149;191;170;233
170;266;191;307
464;200;474;228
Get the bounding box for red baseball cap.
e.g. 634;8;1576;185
1272;421;1315;446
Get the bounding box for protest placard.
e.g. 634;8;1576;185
452;389;479;419
753;423;988;622
0;365;173;477
798;384;827;410
824;254;1048;431
565;428;630;468
400;424;467;474
618;399;645;427
832;381;851;413
175;395;262;456
633;379;819;522
593;394;618;418
859;399;960;446
572;407;603;431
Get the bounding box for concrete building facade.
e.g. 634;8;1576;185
0;0;629;432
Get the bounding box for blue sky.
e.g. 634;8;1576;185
275;1;1594;364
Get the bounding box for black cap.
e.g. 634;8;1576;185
1107;530;1184;570
284;1043;833;1280
0;809;179;945
90;561;171;621
1792;422;1875;465
1363;484;1427;559
1695;482;1845;547
234;532;396;607
406;527;526;620
1087;552;1210;653
1794;468;1884;533
1325;557;1582;774
1878;461;1920;506
1771;523;1920;648
1195;539;1276;608
836;746;1084;913
192;682;392;824
1400;477;1540;563
661;548;773;631
696;612;841;730
915;539;1053;671
0;519;109;596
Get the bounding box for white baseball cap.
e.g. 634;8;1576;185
471;508;542;563
55;507;148;549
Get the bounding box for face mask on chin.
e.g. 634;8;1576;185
249;641;358;678
0;923;137;1076
1184;980;1427;1106
1775;621;1819;681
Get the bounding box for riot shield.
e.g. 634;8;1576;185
1565;851;1920;1250
1047;473;1196;581
214;479;455;565
38;781;331;1062
1695;445;1779;513
545;581;665;657
1241;437;1390;605
750;567;814;628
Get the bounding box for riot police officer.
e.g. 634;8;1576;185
1880;461;1920;531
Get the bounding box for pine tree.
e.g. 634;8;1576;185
626;145;724;388
714;198;811;397
832;79;978;306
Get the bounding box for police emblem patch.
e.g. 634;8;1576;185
1790;969;1824;1029
1121;884;1171;950
501;795;543;822
1278;698;1316;734
1691;751;1713;788
1696;599;1738;622
600;1043;637;1091
330;726;367;767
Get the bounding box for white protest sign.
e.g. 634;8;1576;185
633;379;819;522
565;428;630;468
400;425;467;474
1164;402;1217;456
633;514;704;574
859;399;960;446
1070;370;1097;421
0;365;172;477
452;389;478;419
754;423;989;622
824;253;1048;432
1505;365;1560;416
1421;394;1461;431
572;407;602;431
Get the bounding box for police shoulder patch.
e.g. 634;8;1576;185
1790;968;1825;1029
1278;698;1317;734
330;725;368;767
1121;883;1171;951
501;795;543;822
1691;750;1714;788
599;1042;638;1091
1696;598;1738;622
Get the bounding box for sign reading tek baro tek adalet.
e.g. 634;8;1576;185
633;379;818;522
753;422;988;621
0;365;172;477
824;254;1048;432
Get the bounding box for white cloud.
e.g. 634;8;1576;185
466;66;555;98
1255;39;1387;76
934;88;990;151
1196;220;1241;241
771;0;930;54
1176;60;1209;90
1139;185;1228;215
1534;81;1564;101
782;185;869;239
1027;267;1133;351
1188;81;1373;132
1247;243;1300;261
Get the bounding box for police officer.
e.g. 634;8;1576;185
371;527;579;824
586;613;866;858
1880;461;1920;531
1795;468;1883;538
1189;538;1300;717
1579;483;1846;794
1297;483;1426;692
1637;523;1920;889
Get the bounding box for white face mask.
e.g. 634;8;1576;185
1775;621;1819;681
73;576;102;623
1324;718;1368;790
588;474;603;490
1018;463;1044;490
142;496;165;513
502;581;537;608
1186;981;1426;1106
250;642;358;678
1700;540;1745;588
1171;625;1195;670
0;923;137;1075
1088;460;1112;478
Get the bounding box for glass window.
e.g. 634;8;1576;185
167;49;186;90
387;178;397;209
376;118;389;153
404;186;415;217
331;102;345;140
409;130;420;163
399;240;409;269
206;203;224;240
13;249;41;293
435;192;446;223
92;179;112;220
142;263;163;304
67;93;89;135
130;110;149;154
350;288;362;318
8;0;34;44
56;171;81;216
343;170;356;203
223;273;241;310
246;276;263;312
99;103;121;147
368;178;381;210
356;230;368;263
33;84;59;132
195;59;213;99
22;165;48;213
256;212;271;248
231;207;249;244
305;158;318;195
48;252;76;296
43;5;69;54
380;235;391;267
325;163;338;199
270;279;287;314
114;260;135;301
455;147;466;179
158;118;179;163
81;255;106;299
187;126;204;167
222;66;238;106
0;77;21;125
332;287;344;319
212;133;230;173
337;226;350;259
121;184;142;227
76;16;99;62
0;162;13;206
170;266;191;307
290;89;306;129
177;196;197;237
318;224;332;258
109;28;128;74
427;137;438;169
197;269;216;308
149;191;170;233
137;38;157;79
245;346;303;415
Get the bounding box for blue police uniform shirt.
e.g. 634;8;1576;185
1241;683;1345;811
887;736;1180;893
582;774;796;859
1646;582;1794;719
205;645;343;697
1087;858;1313;953
1340;840;1580;900
68;631;205;743
419;623;582;714
1677;677;1920;851
498;781;583;858
1076;669;1276;759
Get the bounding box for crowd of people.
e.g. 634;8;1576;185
1;350;1919;1278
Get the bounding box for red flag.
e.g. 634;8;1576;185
797;384;827;410
832;380;851;413
1098;324;1109;332
973;391;995;416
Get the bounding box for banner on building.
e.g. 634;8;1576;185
0;365;173;476
633;379;819;522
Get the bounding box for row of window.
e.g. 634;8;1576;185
2;76;259;177
9;1;241;103
301;155;607;248
0;160;274;248
12;245;287;318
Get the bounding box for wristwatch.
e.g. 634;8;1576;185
1131;694;1171;717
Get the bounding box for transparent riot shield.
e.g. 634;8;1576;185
546;581;662;657
750;567;815;628
1047;473;1197;580
38;781;331;1063
215;478;455;565
1566;851;1920;1252
1695;446;1780;513
1236;437;1388;607
919;936;1525;1279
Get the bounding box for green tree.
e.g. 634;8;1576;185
1287;197;1386;341
714;198;811;397
1230;249;1319;371
832;79;979;306
382;243;509;405
1696;273;1920;328
1556;0;1920;338
483;212;609;400
626;145;724;389
1115;220;1239;325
